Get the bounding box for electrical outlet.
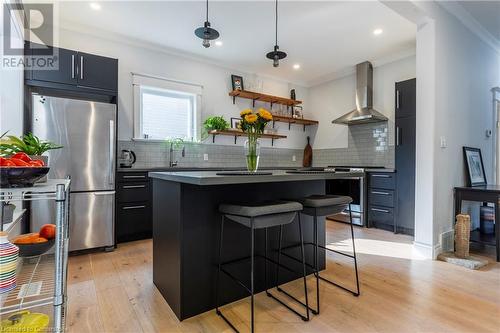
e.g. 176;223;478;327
203;153;209;161
292;155;296;162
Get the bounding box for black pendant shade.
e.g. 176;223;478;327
195;0;220;48
266;0;286;67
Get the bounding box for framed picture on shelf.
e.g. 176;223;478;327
231;75;244;91
463;147;486;186
230;117;242;131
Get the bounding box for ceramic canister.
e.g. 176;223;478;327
0;231;18;294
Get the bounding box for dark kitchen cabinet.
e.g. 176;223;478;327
116;171;152;243
25;42;118;93
76;52;118;91
367;172;397;232
394;78;416;236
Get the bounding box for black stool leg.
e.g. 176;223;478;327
250;219;255;333
314;212;320;314
275;225;283;289
348;204;360;296
298;213;310;321
264;227;268;294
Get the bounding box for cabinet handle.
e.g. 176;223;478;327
371;208;390;213
396;127;402;146
123;175;146;179
80;56;84;79
372;191;390;195
93;191;115;196
122;185;146;189
71;55;75;79
122;205;146;210
396;90;400;109
372;174;391;178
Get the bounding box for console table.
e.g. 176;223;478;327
454;186;499;261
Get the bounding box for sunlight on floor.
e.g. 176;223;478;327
326;238;427;261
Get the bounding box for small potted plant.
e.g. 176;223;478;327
203;116;229;132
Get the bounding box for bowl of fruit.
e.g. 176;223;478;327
11;224;56;257
0;152;49;188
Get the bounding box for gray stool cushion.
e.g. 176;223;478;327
299;195;352;217
219;201;303;229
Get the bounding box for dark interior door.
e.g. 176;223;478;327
31;45;78;85
77;52;118;91
395;78;416;234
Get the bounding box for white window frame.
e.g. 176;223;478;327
132;73;202;141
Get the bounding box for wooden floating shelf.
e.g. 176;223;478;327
209;130;287;146
271;115;319;131
229;90;302;108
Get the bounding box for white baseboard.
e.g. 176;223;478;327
413;241;439;259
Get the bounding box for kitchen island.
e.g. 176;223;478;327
150;170;357;320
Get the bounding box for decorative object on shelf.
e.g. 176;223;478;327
230;118;243;131
463;147;486;186
194;0;220;48
203;116;229;132
293;105;303;119
0;231;18;294
290;89;296;100
231;75;244;91
303;136;312;167
239;108;273;172
265;0;287;67
0;311;50;332
0;203;15;226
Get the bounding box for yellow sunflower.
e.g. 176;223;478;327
258;108;273;121
240;109;253;117
244;114;258;123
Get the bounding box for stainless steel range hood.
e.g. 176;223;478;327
332;61;388;125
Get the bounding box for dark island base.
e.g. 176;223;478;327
152;179;327;320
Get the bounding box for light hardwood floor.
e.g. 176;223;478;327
67;222;500;333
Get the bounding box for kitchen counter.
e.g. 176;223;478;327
151;170;330;320
365;168;396;173
117;166;296;172
149;170;361;186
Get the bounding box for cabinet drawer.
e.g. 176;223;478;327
117;182;150;202
369;173;396;190
117;172;148;183
116;202;152;243
369;189;395;208
368;205;394;227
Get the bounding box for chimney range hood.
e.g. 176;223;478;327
332;61;388;125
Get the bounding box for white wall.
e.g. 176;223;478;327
308;56;416;149
0;0;24;136
55;27;311;149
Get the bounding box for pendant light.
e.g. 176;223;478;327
266;0;287;67
194;0;220;48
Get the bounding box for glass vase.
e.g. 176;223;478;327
245;135;260;173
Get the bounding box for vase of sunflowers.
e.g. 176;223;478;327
239;108;273;172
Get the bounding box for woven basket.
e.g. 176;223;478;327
455;214;470;258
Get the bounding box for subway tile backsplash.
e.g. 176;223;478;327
118;123;394;169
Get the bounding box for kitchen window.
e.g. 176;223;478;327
133;73;202;141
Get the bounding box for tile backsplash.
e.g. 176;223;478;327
118;123;394;169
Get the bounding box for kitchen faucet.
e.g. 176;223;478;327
169;143;185;167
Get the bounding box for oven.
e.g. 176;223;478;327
326;174;365;226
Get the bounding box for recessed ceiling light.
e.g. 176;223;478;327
293;64;300;70
215;40;223;46
373;28;383;36
89;2;101;10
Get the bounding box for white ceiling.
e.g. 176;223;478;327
458;1;500;41
56;1;416;86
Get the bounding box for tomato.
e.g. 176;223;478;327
29;160;44;167
39;224;56;240
0;158;16;167
9;158;30;167
11;152;31;162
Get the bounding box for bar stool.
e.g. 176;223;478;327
215;201;310;333
276;195;360;315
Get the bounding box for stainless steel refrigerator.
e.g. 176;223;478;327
31;93;116;251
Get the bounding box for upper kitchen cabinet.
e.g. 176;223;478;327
395;78;416;119
76;52;118;92
25;42;118;93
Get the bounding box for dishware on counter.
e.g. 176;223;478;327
0;167;50;188
120;149;137;168
0;231;18;294
0;311;50;332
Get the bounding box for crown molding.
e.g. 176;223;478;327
439;1;500;55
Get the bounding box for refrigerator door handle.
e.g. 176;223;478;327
396;90;400;109
93;191;116;196
80;56;84;80
71;55;75;79
109;120;115;186
396;126;401;146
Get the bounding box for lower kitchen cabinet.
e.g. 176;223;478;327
116;171;152;243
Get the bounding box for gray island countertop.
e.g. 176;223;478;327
149;170;361;186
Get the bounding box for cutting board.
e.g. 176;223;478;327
303;136;312;167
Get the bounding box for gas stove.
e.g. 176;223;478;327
324;166;369;173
